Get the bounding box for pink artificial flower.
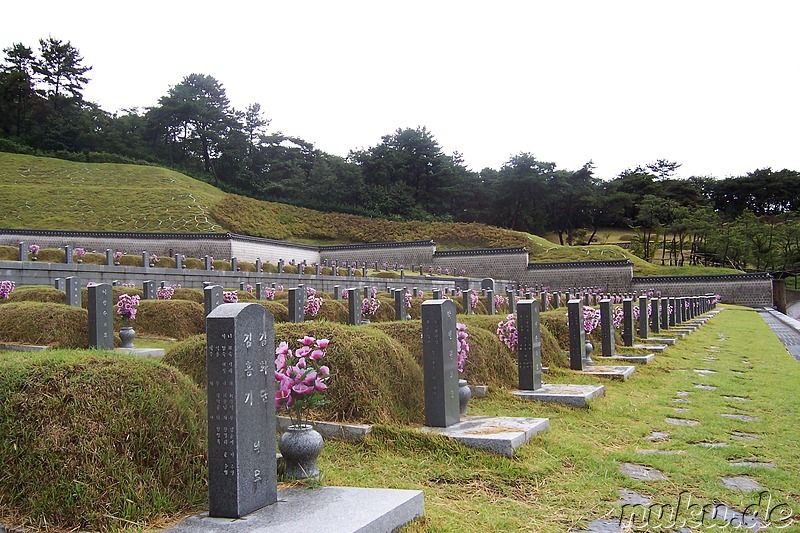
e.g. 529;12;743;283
314;379;328;392
275;353;287;371
292;382;313;395
316;338;330;349
275;389;293;409
303;370;318;385
296;357;307;369
299;336;315;346
318;365;330;375
276;341;290;357
295;346;312;359
309;349;324;361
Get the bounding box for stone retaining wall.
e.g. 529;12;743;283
632;273;773;306
319;241;435;269
432;248;529;279
522;260;633;292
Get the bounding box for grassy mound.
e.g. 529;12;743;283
172;288;204;304
132;300;205;340
0;302;87;348
164;320;424;424
0;351;206;531
0;285;65;305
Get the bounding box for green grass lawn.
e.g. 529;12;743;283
318;306;800;532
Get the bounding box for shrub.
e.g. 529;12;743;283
164;321;424;424
132;300;205;339
0;352;206;531
0;302;87;348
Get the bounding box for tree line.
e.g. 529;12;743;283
1;38;799;275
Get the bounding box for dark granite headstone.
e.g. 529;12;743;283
676;297;684;324
239;282;246;291
204;285;223;317
18;242;26;262
173;253;181;269
231;258;238;272
638;296;649;339
205;255;213;271
255;283;262;300
552;292;559;309
583;293;590;305
347;288;361;325
506;290;516;314
480;278;495;291
461;290;472;315
567;299;586;370
421;299;459;427
142;251;149;268
362;266;367;277
315;264;321;276
106;249;114;266
486;289;495;315
395;289;405;321
413;287;420;297
622;298;634;346
333;285;340;300
539;292;547;312
65;276;81;307
142;280;156;300
287;288;304;323
161;281;167;289
88;283;114;350
669;297;676;326
54;278;64;291
206;303;277;518
517;300;542;391
660;298;669;330
599;299;616;357
64;245;73;264
255;258;262;273
650;298;660;333
432;289;442;299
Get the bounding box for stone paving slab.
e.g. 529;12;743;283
578;365;635;381
513;383;605;408
721;476;763;491
729;460;775;469
167;486;424;532
665;417;700;426
619;462;666;481
649;336;678;345
721;413;760;422
418;416;550;457
114;347;165;358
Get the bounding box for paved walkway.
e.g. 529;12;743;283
758;308;800;362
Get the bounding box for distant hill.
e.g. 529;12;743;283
0;152;742;276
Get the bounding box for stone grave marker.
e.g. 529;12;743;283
422;299;459;427
622;298;634;346
638;296;649;339
54;278;64;291
333;285;340;300
88;283;114;350
106;249;114;266
206;303;277;518
315;264;321;276
239;282;246;292
231;258;238;272
517;300;542;391
364;286;370;299
142;280;156;300
481;278;495;292
255;282;262;300
539;292;547;312
277;259;284;274
347;288;361;325
506;290;516;314
650;298;660;333
65;276;81;307
486;289;495;315
661;298;669;330
287;288;304;323
567;299;586;370
599;299;616;357
174;253;182;269
205;255;213;271
204;285;223;317
432;289;442;299
142;251;149;268
462;290;473;315
18;242;26;262
64;245;73;264
394;289;406;321
256;258;262;273
552;292;559;309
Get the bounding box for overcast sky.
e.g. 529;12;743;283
3;1;799;180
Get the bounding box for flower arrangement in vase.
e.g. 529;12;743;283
116;293;140;348
74;247;86;263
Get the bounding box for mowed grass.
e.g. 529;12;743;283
0;153;226;232
317;306;800;532
0;152;740;276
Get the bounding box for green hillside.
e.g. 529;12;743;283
0;152;741;276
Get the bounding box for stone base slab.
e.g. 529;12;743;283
167;486;424;532
600;353;655;364
114;347;165;358
649;336;678;345
276;417;371;442
513;383;605;408
0;343;49;352
632;343;668;353
578;365;636;380
419;415;549;457
469;384;488;398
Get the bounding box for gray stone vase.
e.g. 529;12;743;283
119;326;135;348
279;424;324;479
584;340;594;365
458;378;472;415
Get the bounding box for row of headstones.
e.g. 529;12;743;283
567;295;718;371
19;242;165;268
